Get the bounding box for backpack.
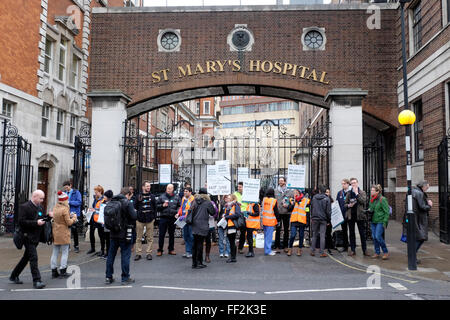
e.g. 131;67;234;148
235;213;246;229
104;199;123;232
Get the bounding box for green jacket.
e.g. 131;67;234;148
368;196;390;227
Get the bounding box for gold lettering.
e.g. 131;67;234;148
261;60;273;73
232;60;241;72
306;69;318;81
194;63;205;75
152;71;161;83
298;66;309;78
206;61;217;73
319;71;330;84
178;65;192;78
282;63;293;75
273;61;282;74
161;69;170;81
249;60;261;72
216;60;227;72
291;65;298;77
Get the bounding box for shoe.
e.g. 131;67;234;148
192;264;198;269
371;254;380;259
348;251;356;257
310;251;315;256
297;248;302;256
416;259;421;265
382;253;389;260
51;268;60;279
363;251;371;257
134;255;142;261
284;248;289;253
121;278;135;285
220;254;224;258
287;249;292;256
238;249;244;254
224;254;229;258
157;251;163;256
9;276;23;284
59;268;70;278
338;248;347;253
198;263;207;268
96;251;104;257
186;254;192;258
327;249;333;256
320;253;328;258
169;251;176;255
226;258;237;263
105;277;114;284
268;251;276;256
245;252;255;257
205;256;211;263
146;254;153;260
101;254;108;260
74;246;79;253
33;281;46;289
87;248;95;254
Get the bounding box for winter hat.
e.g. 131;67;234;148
104;190;113;199
199;188;208;195
58;190;69;202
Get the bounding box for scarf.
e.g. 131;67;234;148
370;194;379;203
277;185;287;194
295;193;304;202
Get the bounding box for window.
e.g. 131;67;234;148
160;111;167;130
44;38;53;74
413;100;424;162
69;115;76;143
196;102;200;115
411;2;422;53
203;101;210;115
41;104;50;137
70;55;80;89
2;100;14;118
56;109;64;141
58;39;67;81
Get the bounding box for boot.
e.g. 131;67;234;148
51;269;60;279
59;268;70;278
287;248;292;256
297;248;302;256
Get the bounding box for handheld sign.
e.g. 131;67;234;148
331;202;345;229
287;164;306;190
237;167;249;183
159;164;172;185
242;178;261;203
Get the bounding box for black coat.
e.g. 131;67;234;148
189;194;215;236
136;193;157;223
18;200;47;244
412;186;430;241
311;194;331;223
109;194;137;240
156;192;181;219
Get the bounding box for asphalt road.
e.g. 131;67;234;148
1;242;449;300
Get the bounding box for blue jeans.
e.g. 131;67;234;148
289;224;305;248
218;227;230;255
183;224;194;255
263;226;275;255
106;238;132;282
371;223;388;255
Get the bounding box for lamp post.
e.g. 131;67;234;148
398;0;416;271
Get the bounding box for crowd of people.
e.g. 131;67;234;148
8;176;433;288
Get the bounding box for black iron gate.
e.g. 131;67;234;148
73;125;91;223
438;136;450;244
0;120;32;234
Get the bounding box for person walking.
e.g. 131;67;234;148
261;188;280;256
134;181;157;261
175;186;195;259
189;188;215;269
344;178;369;257
156;184;181;256
310;185;331;258
411;181;433;260
368;184;390;260
10;190;49;289
274;177;294;252
102;190;113;259
234;182;249;255
88;185;107;257
325;188;337;255
287;189;309;257
224;194;242;263
217;195;231;258
336;179;351;253
204;199;218;263
50;191;78;278
105;187;137;285
244;201;261;258
62;181;82;253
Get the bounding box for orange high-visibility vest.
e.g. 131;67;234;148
262;197;277;227
179;195;195;218
93;197;106;223
226;205;236;228
290;197;310;224
246;203;260;229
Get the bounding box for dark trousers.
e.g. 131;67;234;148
227;232;237;260
416;240;425;253
158;217;175;253
192;234;205;266
275;214;290;249
348;219;367;253
11;239;41;282
90;221;106;252
105;238;132;281
325;223;334;249
104;231;110;255
71;224;79;248
341;220;349;250
238;227;255;252
311;220;327;254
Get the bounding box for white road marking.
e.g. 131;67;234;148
10;286;132;292
405;293;424;300
142;285;257;295
264;286;382;295
388;283;408;291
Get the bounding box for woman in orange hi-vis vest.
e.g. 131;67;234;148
287;190;310;257
243;201;261;258
224;194;241;263
88;185;107;257
261;188;280;256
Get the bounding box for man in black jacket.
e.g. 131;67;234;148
156;184;181;256
134;181;156;261
10;190;49;289
310;185;331;258
105;187;137;285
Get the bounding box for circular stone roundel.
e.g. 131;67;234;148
232;30;251;50
304;30;324;50
160;31;180;51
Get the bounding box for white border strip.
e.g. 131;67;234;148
264;286;381;295
142;285;257;295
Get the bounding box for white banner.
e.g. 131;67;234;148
242;178;260;203
159;164;172;184
331;202;345;229
207;164;231;195
287;164;306;190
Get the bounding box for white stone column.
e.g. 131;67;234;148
326;89;368;197
88;91;131;195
